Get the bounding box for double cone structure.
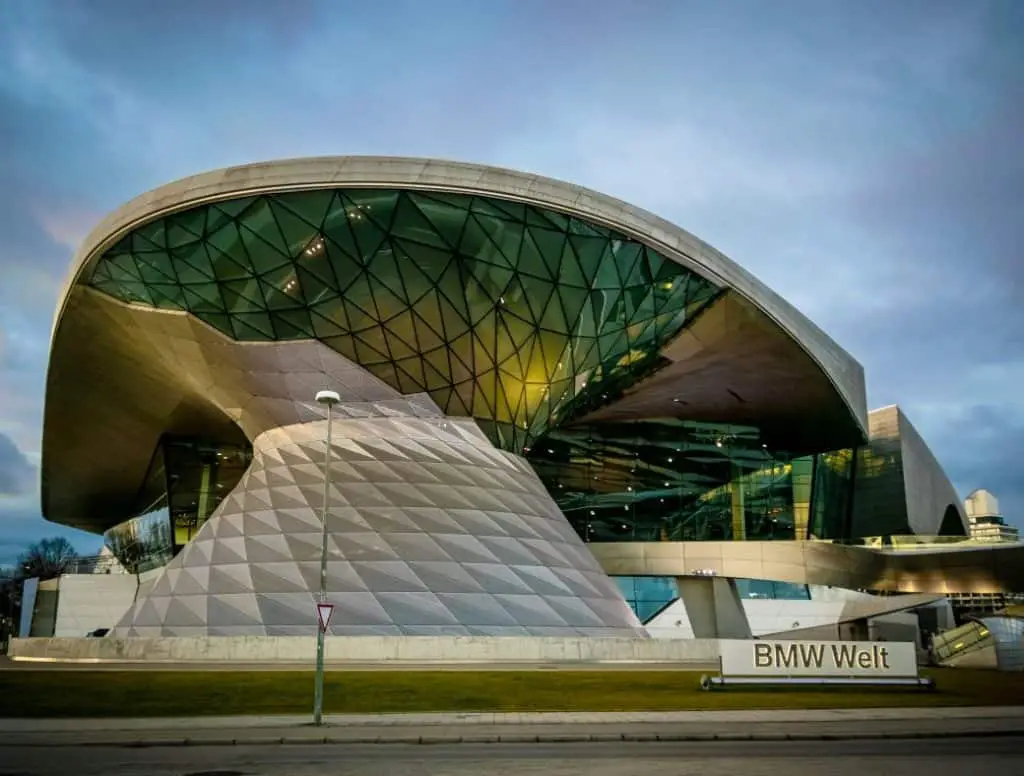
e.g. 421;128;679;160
116;399;643;636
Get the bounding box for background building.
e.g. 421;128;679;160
965;489;1019;543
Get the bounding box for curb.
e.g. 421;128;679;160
5;729;1023;747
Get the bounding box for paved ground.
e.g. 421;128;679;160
3;707;1023;747
2;737;1022;776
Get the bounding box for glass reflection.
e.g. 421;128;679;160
162;438;251;549
87;188;720;453
529;419;855;543
614;576;811;623
103;509;174;574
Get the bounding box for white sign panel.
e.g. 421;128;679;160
316;602;335;633
720;640;918;678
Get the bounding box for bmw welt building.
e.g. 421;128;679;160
22;157;1023;659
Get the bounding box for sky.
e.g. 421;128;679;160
0;0;1021;564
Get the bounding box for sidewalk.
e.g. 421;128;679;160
2;707;1023;746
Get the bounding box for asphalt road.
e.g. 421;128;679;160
2;737;1022;776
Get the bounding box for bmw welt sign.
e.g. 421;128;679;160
720;640;918;678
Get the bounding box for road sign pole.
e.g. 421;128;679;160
312;393;337;727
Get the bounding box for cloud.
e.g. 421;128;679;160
913;403;1024;529
0;0;1021;554
0;431;35;496
0;499;98;567
32;202;103;254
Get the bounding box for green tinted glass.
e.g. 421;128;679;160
87;189;719;451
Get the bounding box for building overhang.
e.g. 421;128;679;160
589;540;1024;595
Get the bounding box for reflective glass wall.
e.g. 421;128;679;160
527;420;855;543
103;509;175;575
614;576;811;623
162;438;251;548
87;189;720;455
127;435;252;552
614;576;678;622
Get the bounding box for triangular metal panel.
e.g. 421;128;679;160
349;560;430;594
492;593;568;627
374;591;462;626
432;533;502;564
433;592;519;626
208;594;264;627
543;596;608;628
208;564;254;595
239;533;290;564
461;562;537;595
209;536;248;565
325;591;396;627
164;596;209;627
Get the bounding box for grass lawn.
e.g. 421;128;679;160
1;667;1021;718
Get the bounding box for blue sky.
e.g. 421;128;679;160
0;0;1021;563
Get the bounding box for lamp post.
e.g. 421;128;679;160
312;389;340;727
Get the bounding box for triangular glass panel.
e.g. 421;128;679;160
231;312;275;340
259;272;305;309
278;189;337;231
270;309;314;339
221;278;267;313
182;284;226;313
390;193;451;249
408;192;469;244
268;198;318;255
237;198;290;257
135;219;167;250
134;252;177;283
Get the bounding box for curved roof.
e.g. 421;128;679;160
43;156;868;530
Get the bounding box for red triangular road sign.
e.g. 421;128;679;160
316;602;335;632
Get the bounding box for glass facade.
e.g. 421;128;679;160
160;438;251;548
103;510;175;575
615;576;678;622
734;579;811;600
89;188;719;453
527;420;855;542
615;576;810;623
105;436;252;567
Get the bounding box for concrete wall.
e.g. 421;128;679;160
53;574;139;637
28;580;59;638
8;635;722;665
869;612;921;646
897;408;968;536
18;578;39;638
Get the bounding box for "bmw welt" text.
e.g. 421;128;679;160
753;642;892;670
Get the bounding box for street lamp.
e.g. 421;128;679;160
312;389;340;727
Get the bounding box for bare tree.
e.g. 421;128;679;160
17;537;77;580
0;567;22;647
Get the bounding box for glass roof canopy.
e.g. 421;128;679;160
87;188;721;452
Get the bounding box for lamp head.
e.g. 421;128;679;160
315;390;341;407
